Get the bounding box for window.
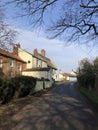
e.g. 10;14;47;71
9;59;14;68
0;59;2;68
56;75;58;78
41;61;42;67
36;59;38;67
18;64;22;71
28;60;31;63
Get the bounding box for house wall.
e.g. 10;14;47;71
0;56;9;75
0;55;26;77
18;48;33;69
63;76;69;81
17;46;56;83
53;73;64;81
48;68;54;81
22;71;48;79
33;57;47;68
18;48;47;69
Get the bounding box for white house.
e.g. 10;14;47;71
53;70;64;81
13;43;57;82
53;70;77;82
63;71;77;81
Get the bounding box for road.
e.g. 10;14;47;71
0;82;98;130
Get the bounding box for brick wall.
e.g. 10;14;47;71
0;55;26;77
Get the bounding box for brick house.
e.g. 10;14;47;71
0;46;26;77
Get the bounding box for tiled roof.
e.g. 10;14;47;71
47;59;57;70
63;73;76;77
35;53;57;70
33;54;47;62
0;48;26;63
22;49;47;63
18;47;57;69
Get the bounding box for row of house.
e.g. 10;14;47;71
53;70;77;81
0;43;57;83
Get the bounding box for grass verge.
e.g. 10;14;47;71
79;87;98;109
80;87;98;103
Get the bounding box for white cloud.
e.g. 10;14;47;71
14;28;98;73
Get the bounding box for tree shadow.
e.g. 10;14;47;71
0;82;98;130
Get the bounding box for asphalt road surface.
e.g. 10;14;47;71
0;82;98;130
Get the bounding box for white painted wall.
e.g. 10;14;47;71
53;72;64;81
18;48;33;69
18;48;54;82
63;76;70;81
33;80;52;93
22;71;48;79
33;57;47;68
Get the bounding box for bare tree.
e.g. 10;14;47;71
0;7;16;51
3;0;98;44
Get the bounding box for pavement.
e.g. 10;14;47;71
0;82;98;130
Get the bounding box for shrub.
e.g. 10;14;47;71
77;72;95;90
0;68;4;78
0;78;15;104
14;76;36;98
0;76;36;104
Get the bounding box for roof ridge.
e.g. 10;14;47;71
0;48;26;63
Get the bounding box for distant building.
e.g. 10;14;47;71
53;70;77;82
53;70;64;81
63;71;77;81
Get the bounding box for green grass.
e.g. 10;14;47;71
80;87;98;104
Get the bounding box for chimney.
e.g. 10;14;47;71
16;43;20;48
41;49;46;57
34;49;38;56
13;43;20;56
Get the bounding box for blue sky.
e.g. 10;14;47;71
2;1;98;72
15;28;98;72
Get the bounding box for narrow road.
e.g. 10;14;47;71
0;82;98;130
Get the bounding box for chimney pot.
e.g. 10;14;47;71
41;49;46;57
13;43;20;56
34;49;38;55
16;43;20;48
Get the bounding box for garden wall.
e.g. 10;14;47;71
33;80;52;93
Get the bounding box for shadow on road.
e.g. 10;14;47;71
0;82;98;130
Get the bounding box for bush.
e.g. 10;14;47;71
0;78;15;104
77;72;95;90
0;68;4;78
0;76;36;104
14;76;36;98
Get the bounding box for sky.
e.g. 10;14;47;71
1;1;98;73
15;28;98;72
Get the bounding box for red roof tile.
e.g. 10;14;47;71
63;73;76;77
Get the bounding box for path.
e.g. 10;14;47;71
0;82;98;130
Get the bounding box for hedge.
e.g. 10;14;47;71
0;76;36;104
